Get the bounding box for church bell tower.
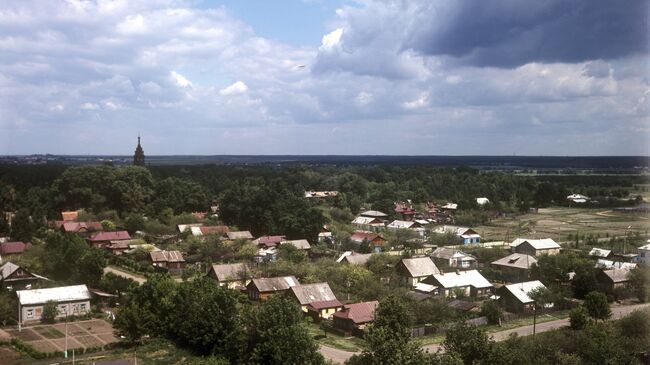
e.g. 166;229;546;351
133;135;145;166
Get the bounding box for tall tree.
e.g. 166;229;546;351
584;291;611;321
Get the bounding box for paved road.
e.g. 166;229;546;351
321;303;650;363
103;266;146;284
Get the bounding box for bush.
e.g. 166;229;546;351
481;301;502;325
41;301;58;324
584;291;611;321
569;306;589;330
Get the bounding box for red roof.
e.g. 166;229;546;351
333;300;379;324
350;232;384;244
307;299;343;310
62;221;103;233
88;231;131;242
254;235;286;247
0;241;32;255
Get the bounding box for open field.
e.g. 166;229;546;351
474;207;649;242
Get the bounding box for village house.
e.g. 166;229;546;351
247;276;300;301
150;250;185;274
596;267;631;295
430;247;477;270
16;285;91;324
387;220;425;238
306;300;344;321
226;231;254;240
0;241;32;256
255;247;278;263
512;238;561;256
336;251;373;266
396;257;441;287
421;270;493;298
359;210;389;220
350;231;387;252
394;202;417;220
87;231;131;248
351;216;385;231
289;282;339;318
281;239;311;252
589;248;612;259
636;243;650;265
332;300;379;336
318;226;333;243
59;221;103;236
106;239;141;256
491;253;537;282
178;223;203;233
190;225;229;237
208;263;252;289
497;280;547;313
60;211;79;221
0;262;46;290
433;225;481;245
476;197;490;206
253;235;286;249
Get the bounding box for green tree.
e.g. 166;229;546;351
101;219;116;231
569;306;589;330
41;300;58;324
113;302;154;343
584;291;611;321
628;266;649;302
349;295;429;365
480;300;502;325
248;296;324;365
40;232;89;281
77;248;106;287
10;209;34;242
443;322;492;365
124;213;145;233
0;294;15;326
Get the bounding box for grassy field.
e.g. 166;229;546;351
474;207;649;243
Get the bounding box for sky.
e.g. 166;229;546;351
0;0;648;156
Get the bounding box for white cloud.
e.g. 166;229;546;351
219;81;248;95
402;92;429;109
320;28;343;51
170;71;192;88
81;102;99;110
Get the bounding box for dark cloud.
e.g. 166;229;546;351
406;0;649;67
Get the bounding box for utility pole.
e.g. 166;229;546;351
532;303;537;336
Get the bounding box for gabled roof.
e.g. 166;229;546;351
88;231;131;242
600;268;631;283
431;247;474;261
426;270;492;289
502;281;546;304
359;210;388;218
387;220;420;229
253;235;286;247
333;300;379;324
491;253;537;270
281;239;311;250
352;216;383;225
178;223;203;233
210;263;250;282
639;244;650;251
150;250;184;263
434;225;479;238
518;238;560;250
399;257;440;278
62;221;103;233
0;262;23;280
448;299;478;311
249;276;299;292
17;285;91;305
0;241;32;255
290;282;337;305
589;248;611;258
226;231;254;240
337;251;372;265
307;299;343;310
350;231;384;243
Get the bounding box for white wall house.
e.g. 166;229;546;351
16;285;91;324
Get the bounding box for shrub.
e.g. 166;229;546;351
41;301;58;324
569;306;589;330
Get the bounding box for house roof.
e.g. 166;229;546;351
61;211;79;221
476;198;490;205
253;235;286;247
441;203;457;210
0;262;21;280
431;247;474;261
17;285;91;305
434;225;479;238
413;282;437;293
226;231;254;240
281;239;311;250
491;253;537;270
448;299;478;311
250;276;299;292
307;299;343;310
518;238;561;250
600;268;631;283
178;223;203;233
502;281;546;304
595;260;637;270
400;257;440;278
359;210;388;218
191;225;229;236
88;231;131;242
0;241;32;255
210;263;250;282
62;221;103;233
589;248;611;258
352;216;383;225
639;244;650;251
350;232;384;243
333;300;379;324
426;270;493;289
387;220;419;229
336;251;373;265
150;250;184;263
290;282;337;305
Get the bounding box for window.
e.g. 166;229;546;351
26;309;34;318
80;304;87;311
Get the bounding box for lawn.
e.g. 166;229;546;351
304;322;366;352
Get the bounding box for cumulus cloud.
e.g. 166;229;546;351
219;81;248;95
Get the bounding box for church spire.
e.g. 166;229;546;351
133;135;145;166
